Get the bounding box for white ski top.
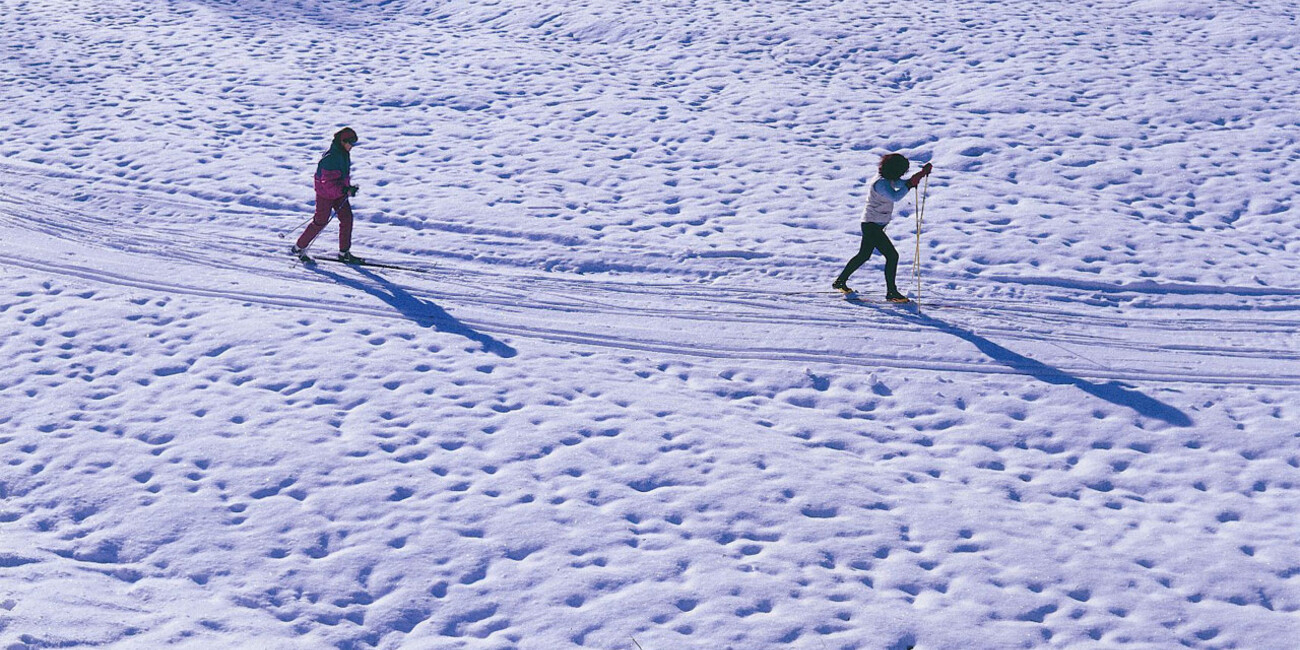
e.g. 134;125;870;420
861;175;913;225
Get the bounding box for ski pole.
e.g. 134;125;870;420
913;170;929;307
279;215;315;239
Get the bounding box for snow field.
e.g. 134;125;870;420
2;0;1300;648
3;268;1298;647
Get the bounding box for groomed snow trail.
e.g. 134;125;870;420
4;167;1296;395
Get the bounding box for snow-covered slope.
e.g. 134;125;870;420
2;1;1298;648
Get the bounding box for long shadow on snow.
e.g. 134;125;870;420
855;302;1192;427
984;275;1300;300
311;264;517;358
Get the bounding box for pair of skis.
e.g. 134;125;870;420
837;289;912;305
295;252;433;275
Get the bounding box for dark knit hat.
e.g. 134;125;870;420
334;127;358;144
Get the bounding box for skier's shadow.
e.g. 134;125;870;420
856;303;1191;427
311;265;517;358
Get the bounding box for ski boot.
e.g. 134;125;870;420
337;250;366;264
885;290;911;303
291;245;314;264
831;280;855;295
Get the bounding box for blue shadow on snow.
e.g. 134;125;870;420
857;303;1192;427
311;264;517;358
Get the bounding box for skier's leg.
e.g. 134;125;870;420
296;197;333;249
335;199;354;252
835;223;876;285
873;229;901;294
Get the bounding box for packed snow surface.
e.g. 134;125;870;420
3;0;1300;648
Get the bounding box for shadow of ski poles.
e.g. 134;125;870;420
859;304;1193;427
310;264;518;359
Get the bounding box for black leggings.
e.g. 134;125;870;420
835;222;899;292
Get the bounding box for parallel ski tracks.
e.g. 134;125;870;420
5;248;1298;387
3;169;1298;387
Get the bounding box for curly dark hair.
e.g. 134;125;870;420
879;153;910;180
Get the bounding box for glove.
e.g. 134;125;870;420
346;185;360;197
907;164;933;188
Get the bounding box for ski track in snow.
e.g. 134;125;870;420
2;175;1297;392
2;1;1300;649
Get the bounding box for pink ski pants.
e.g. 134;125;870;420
296;196;353;251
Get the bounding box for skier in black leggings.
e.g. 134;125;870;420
833;153;931;302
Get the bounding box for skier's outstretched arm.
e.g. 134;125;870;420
874;178;912;202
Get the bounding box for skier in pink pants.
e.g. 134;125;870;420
292;127;364;264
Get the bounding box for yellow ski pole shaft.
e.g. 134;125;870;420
914;172;928;306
